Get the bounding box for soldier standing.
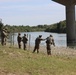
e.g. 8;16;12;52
33;35;45;53
22;34;28;50
1;28;5;45
4;28;8;45
17;33;22;49
46;35;55;55
1;28;8;46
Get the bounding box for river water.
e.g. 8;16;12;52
12;32;67;47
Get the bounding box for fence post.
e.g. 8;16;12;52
29;34;31;50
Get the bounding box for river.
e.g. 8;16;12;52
12;32;67;47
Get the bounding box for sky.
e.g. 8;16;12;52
0;0;65;26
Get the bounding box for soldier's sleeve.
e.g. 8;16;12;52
39;38;43;41
27;38;28;41
41;38;45;41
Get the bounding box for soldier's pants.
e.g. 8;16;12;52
33;44;39;53
33;48;39;53
4;37;7;45
23;43;27;50
1;37;6;45
47;50;51;55
46;44;51;55
18;42;21;49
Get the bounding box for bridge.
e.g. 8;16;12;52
52;0;76;47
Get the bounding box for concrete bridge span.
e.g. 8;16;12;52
52;0;76;47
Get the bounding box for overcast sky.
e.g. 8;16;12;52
0;0;65;26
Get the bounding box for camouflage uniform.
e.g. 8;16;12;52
46;35;55;55
1;28;8;45
33;35;44;53
22;34;28;50
17;33;22;49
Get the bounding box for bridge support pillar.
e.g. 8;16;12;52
52;0;76;47
66;5;76;46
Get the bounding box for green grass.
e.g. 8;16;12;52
0;45;76;75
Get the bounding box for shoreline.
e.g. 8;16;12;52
2;43;76;57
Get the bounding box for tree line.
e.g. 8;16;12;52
0;20;66;33
45;20;66;33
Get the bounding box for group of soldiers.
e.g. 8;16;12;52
33;35;55;55
0;29;55;55
17;33;28;50
17;33;55;55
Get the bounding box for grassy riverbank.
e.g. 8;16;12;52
0;45;76;75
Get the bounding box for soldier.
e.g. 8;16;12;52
4;28;8;45
22;34;28;50
1;28;8;45
1;28;5;45
46;35;55;55
33;35;45;53
17;33;22;49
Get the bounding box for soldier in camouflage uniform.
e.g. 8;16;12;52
46;35;55;55
33;35;45;53
17;33;22;49
22;34;28;50
1;28;8;45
